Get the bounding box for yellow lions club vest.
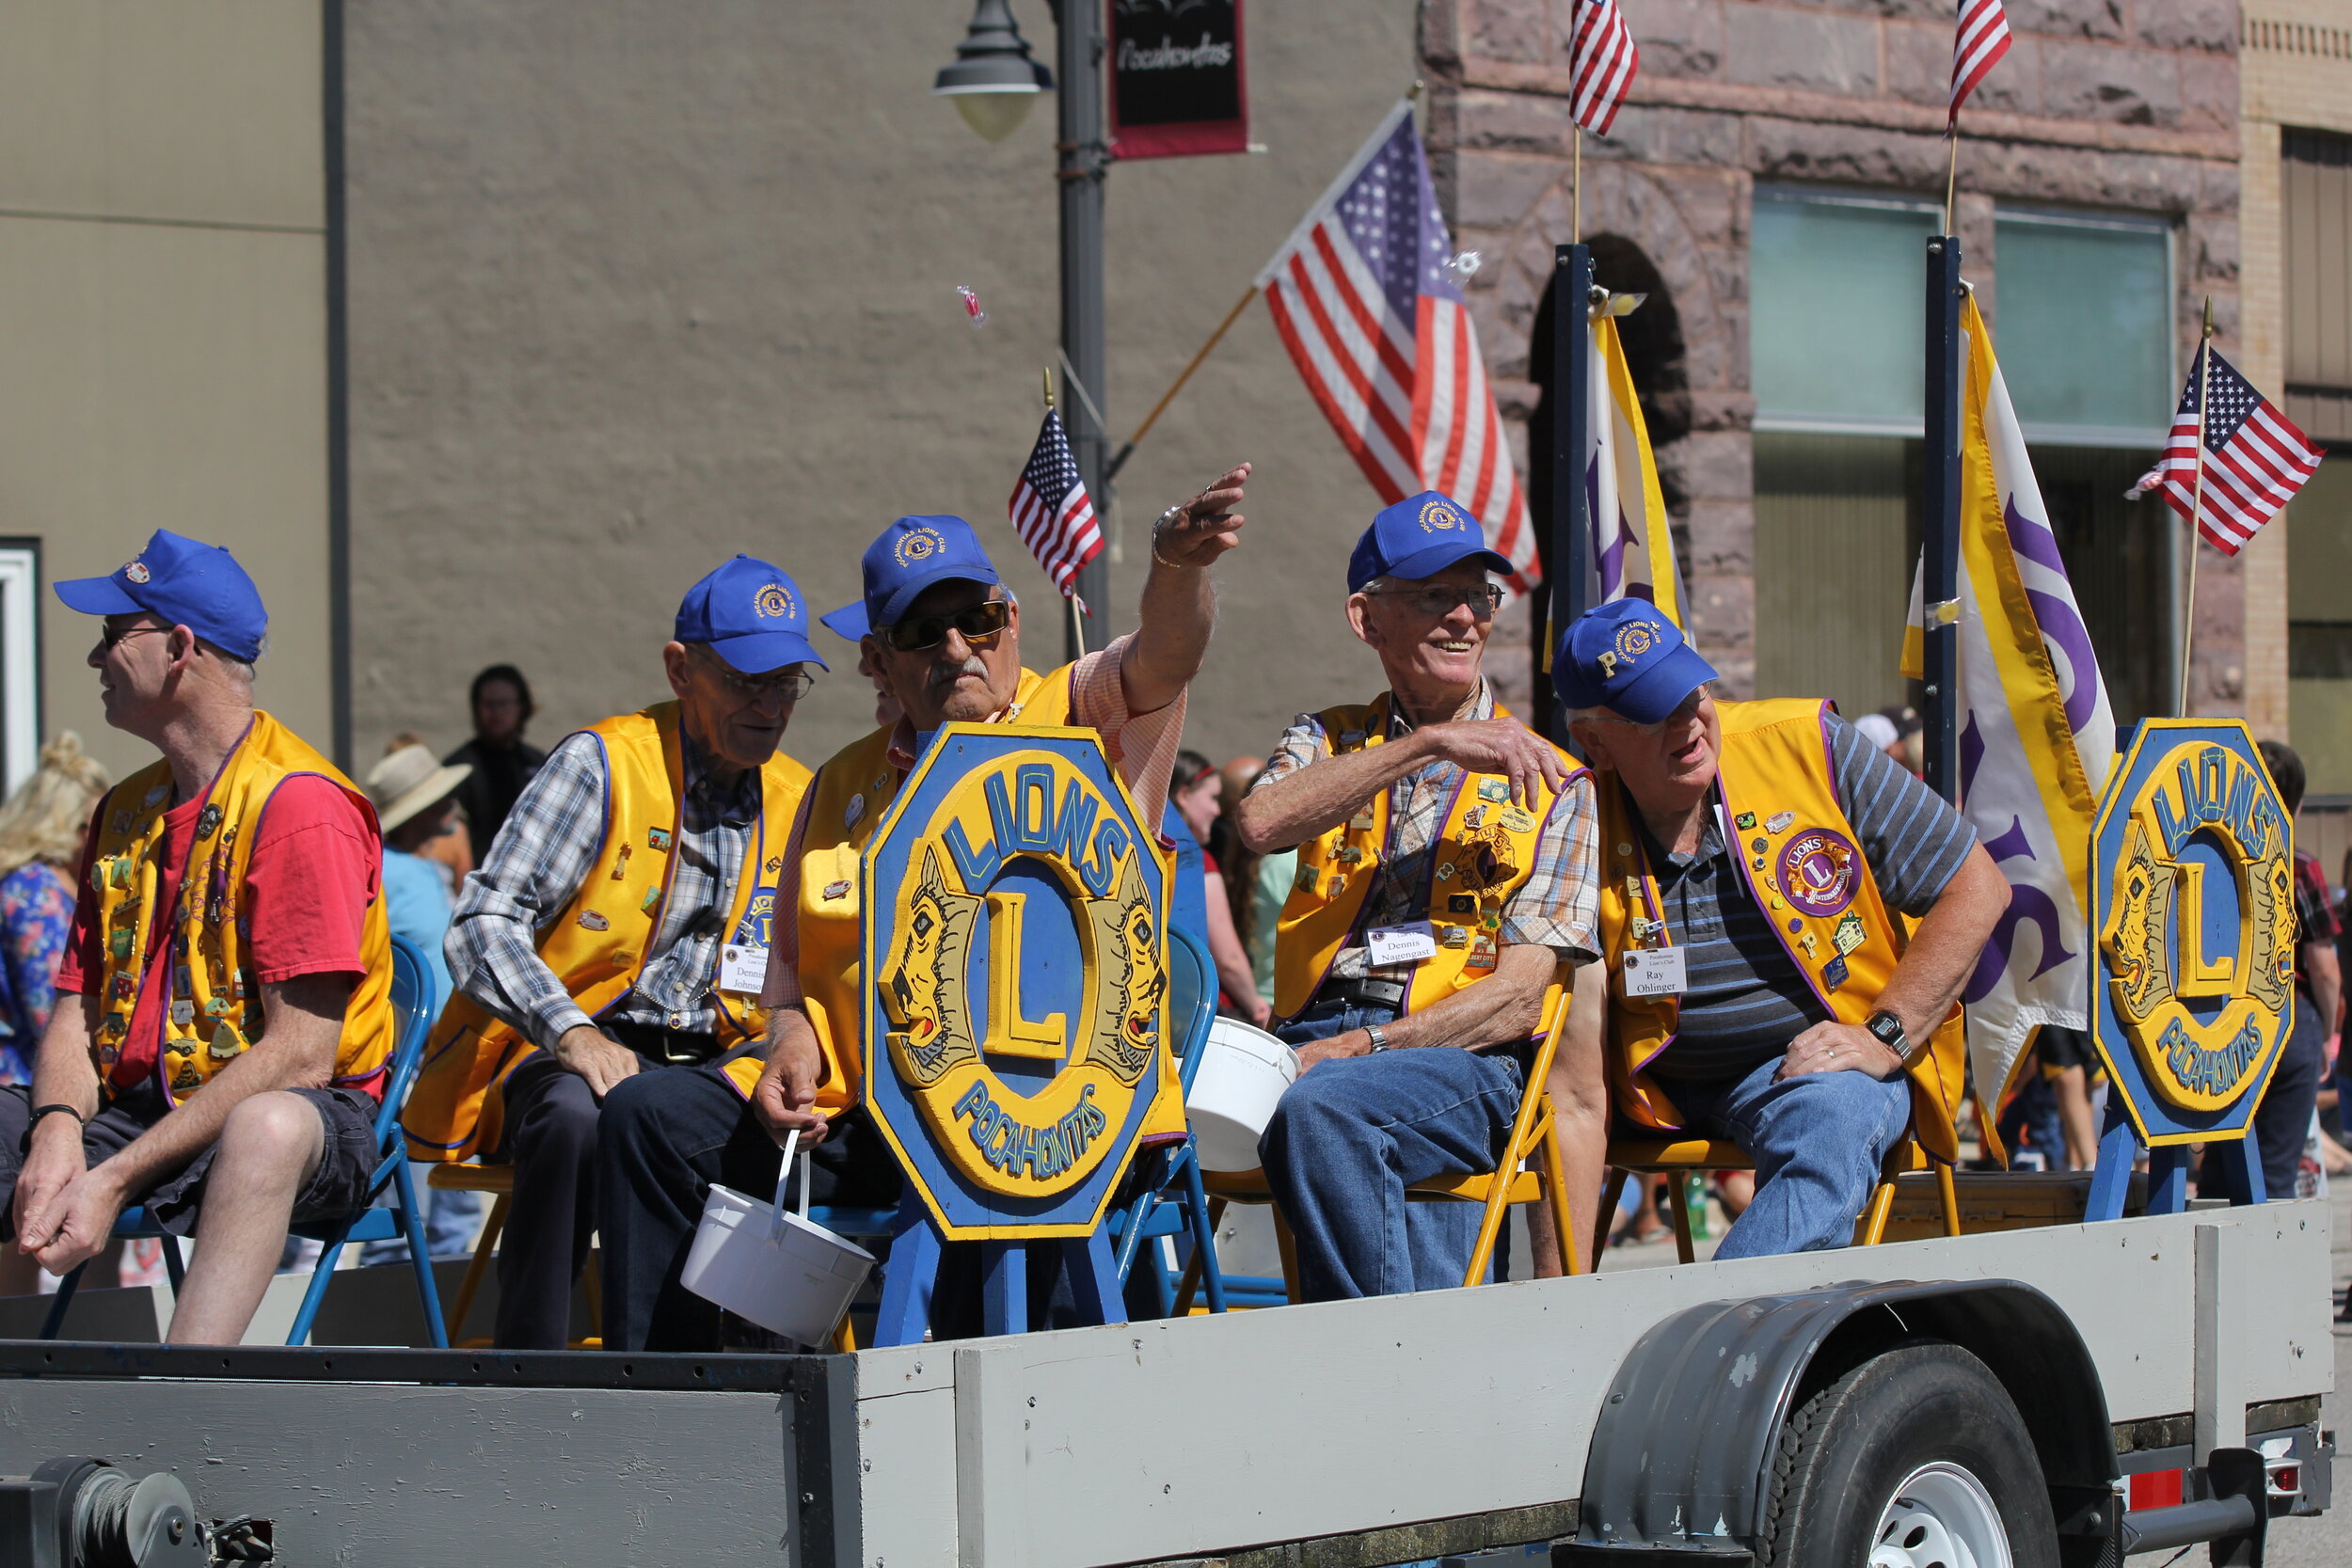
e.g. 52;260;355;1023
84;711;395;1105
1595;698;1967;1162
794;665;1187;1145
401;703;809;1162
1271;693;1585;1026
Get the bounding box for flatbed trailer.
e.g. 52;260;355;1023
0;1200;2331;1567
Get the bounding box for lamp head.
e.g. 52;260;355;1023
934;0;1053;142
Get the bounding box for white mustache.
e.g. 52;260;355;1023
930;657;989;688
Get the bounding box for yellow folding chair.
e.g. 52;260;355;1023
429;1163;603;1348
1185;976;1582;1307
1593;1130;1962;1267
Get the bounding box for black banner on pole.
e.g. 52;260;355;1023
1921;235;1964;804
1542;243;1595;741
1108;0;1248;160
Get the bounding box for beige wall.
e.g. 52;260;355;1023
0;1;332;784
344;0;1422;773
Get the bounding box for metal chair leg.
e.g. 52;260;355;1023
395;1161;450;1348
161;1235;185;1291
445;1192;508;1343
1591;1169;1629;1275
1172;1196;1226;1317
1539;1121;1580;1276
1666;1175;1696;1265
1858;1177;1899;1246
287;1231;351;1347
580;1251;603;1348
1272;1212;1302;1305
38;1263;87;1340
1181;1159;1226;1314
1935;1161;1963;1238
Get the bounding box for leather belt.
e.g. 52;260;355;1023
1311;977;1406;1012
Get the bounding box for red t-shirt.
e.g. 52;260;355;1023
59;775;383;1095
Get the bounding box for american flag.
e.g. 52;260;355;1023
2128;345;2324;556
1008;407;1103;600
1570;0;1640;136
1949;0;2011;123
1254;103;1536;591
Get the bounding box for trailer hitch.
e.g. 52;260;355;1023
0;1457;271;1566
2114;1448;2268;1564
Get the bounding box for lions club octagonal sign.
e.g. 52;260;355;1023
2091;719;2295;1147
863;724;1170;1238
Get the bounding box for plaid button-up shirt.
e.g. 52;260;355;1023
1252;679;1598;987
447;726;764;1048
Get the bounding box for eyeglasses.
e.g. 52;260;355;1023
1359;583;1503;619
1586;688;1709;737
879;598;1011;654
702;659;817;704
98;623;168;652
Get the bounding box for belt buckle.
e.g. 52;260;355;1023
660;1035;702;1065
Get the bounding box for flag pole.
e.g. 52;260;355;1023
1572;130;1583;245
1943;129;1960;238
1044;368;1089;659
1103;286;1257;484
1921;232;1965;804
2177;297;2214;717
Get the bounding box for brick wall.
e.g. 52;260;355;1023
1426;0;2241;712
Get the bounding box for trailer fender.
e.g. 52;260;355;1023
1568;1278;2113;1559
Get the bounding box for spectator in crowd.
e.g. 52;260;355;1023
607;471;1248;1351
447;665;546;864
2203;740;2334;1207
358;743;483;1264
1175;750;1270;1027
1852;713;1903;768
1877;705;1924;777
1163;800;1210;958
0;735;111;1086
1556;600;2005;1260
1236;492;1596;1301
386;731;472;887
821;603;902;730
8;531;396;1343
2033;1024;2100;1171
1214;757;1276;1004
404;557;825;1349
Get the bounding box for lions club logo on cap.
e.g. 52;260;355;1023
895;525;947;566
754;584;796;620
1612;620;1656;666
123;561;151;585
1417;497;1466;534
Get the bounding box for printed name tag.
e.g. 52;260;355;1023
1366;922;1438;966
1621;946;1687;998
718;942;771;995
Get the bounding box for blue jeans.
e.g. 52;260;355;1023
1658;1054;1911;1259
1260;1002;1525;1302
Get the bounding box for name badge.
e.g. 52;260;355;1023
718;942;771;995
1366;922;1438;967
1621;946;1687;998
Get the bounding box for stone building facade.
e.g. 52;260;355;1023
1424;0;2249;727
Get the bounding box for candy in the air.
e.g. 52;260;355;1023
955;284;989;327
1444;250;1483;284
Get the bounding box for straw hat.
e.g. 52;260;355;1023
365;745;471;833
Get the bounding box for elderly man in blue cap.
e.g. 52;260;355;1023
11;531;394;1343
1232;491;1600;1302
598;464;1249;1350
404;555;828;1349
1552;600;2006;1259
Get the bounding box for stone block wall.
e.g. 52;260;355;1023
1424;0;2242;712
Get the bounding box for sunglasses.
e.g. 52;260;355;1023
879;598;1011;654
1359;583;1503;618
99;622;170;652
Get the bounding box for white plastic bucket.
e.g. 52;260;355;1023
1184;1018;1300;1171
679;1131;876;1346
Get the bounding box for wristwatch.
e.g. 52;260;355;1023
1864;1010;1914;1069
1364;1024;1391;1053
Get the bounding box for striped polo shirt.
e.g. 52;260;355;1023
1638;715;1978;1081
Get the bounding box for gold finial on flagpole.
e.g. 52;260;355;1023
1043;368;1055;409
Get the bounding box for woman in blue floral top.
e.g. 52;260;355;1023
0;734;110;1085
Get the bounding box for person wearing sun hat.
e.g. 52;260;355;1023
402;553;827;1349
1232;491;1600;1303
1553;598;2007;1259
6;530;396;1344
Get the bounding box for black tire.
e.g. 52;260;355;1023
1755;1340;2058;1568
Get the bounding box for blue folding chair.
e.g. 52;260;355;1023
40;933;451;1347
1104;925;1228;1316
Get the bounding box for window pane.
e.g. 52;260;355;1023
1994;215;2171;440
1752;192;1937;432
1753;433;1915;716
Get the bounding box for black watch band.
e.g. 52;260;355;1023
1865;1009;1909;1060
29;1103;85;1129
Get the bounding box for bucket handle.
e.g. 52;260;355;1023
768;1132;817;1239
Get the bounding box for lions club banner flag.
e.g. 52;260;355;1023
1588;312;1684;626
1903;293;2115;1144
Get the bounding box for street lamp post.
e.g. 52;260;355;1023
936;0;1111;663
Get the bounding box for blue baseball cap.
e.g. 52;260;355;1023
675;556;827;673
1553;599;1718;724
1346;491;1512;594
56;529;267;662
862;515;1000;630
818;600;870;642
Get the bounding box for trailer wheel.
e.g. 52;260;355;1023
1755;1340;2057;1568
